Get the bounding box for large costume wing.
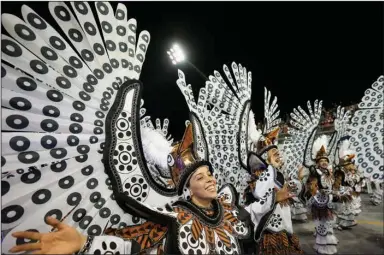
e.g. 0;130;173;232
332;106;352;166
176;62;253;205
1;2;178;251
284;100;323;170
263;87;281;134
348;76;384;180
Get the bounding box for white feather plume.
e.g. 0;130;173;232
248;110;262;143
140;126;173;171
312;135;329;159
338;139;355;159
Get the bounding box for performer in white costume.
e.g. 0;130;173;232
1;2;252;254
240;90;304;255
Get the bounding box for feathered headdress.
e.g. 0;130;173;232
338;139;355;166
312;135;329;162
141;127;173;172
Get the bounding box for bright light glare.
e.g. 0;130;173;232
167;44;186;65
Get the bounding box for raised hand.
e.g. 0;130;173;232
276;183;295;202
9;217;87;254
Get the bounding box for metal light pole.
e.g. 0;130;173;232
167;44;208;81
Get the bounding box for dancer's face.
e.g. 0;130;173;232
318;158;329;169
267;148;284;169
188;166;217;201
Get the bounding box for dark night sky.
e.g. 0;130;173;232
1;1;383;140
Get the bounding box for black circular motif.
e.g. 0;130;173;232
101;21;112;33
15;77;36;92
73;2;88;14
69;123;83;134
90;192;101;203
30;59;48;74
81;49;94;62
54;5;71;21
2;180;10;196
116;9;125;20
49;36;66;50
69;56;83;69
6;114;29;129
73;101;85;111
96;2;109;14
83;82;94;93
46;90;63;102
76;154;88;163
58;176;75;189
66;135;80;146
43;105;60;118
93;43;105;55
72;208;86;222
68;28;83;42
87;178;98;189
87;225;102;235
27;12;47;30
122;59;129;68
117;26;126;36
79;215;92;229
89;136;98;144
40;119;59;132
70;113;84;123
2;38;23;57
81;165;93;176
40;135;58;149
2;205;24;224
56;76;71;89
84;21;96;36
44;209;63;222
110;59;119;68
77;145;90;154
18;151;40;164
9;136;31;152
67;192;82;206
99;207;111;218
79;91;91;101
9;97;32;111
105;40;116;51
51;160;67;172
94;198;106;209
31;189;51;204
15;23;36;41
40;46;58;61
102;63;112;73
110;214;121;224
63;65;77;78
87;74;98;85
93;69;104;79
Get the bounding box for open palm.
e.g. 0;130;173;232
9;217;86;254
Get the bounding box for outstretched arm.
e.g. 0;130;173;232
9;217;136;255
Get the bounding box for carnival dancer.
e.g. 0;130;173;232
305;136;339;255
244;127;305;255
9;122;250;254
370;178;383;206
1;2;250;254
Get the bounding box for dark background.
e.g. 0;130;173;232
1;1;383;140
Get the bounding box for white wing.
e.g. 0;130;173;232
285;100;323;170
348;76;384;180
176;62;252;205
1;2;177;251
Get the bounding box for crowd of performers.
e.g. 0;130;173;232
1;2;383;255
